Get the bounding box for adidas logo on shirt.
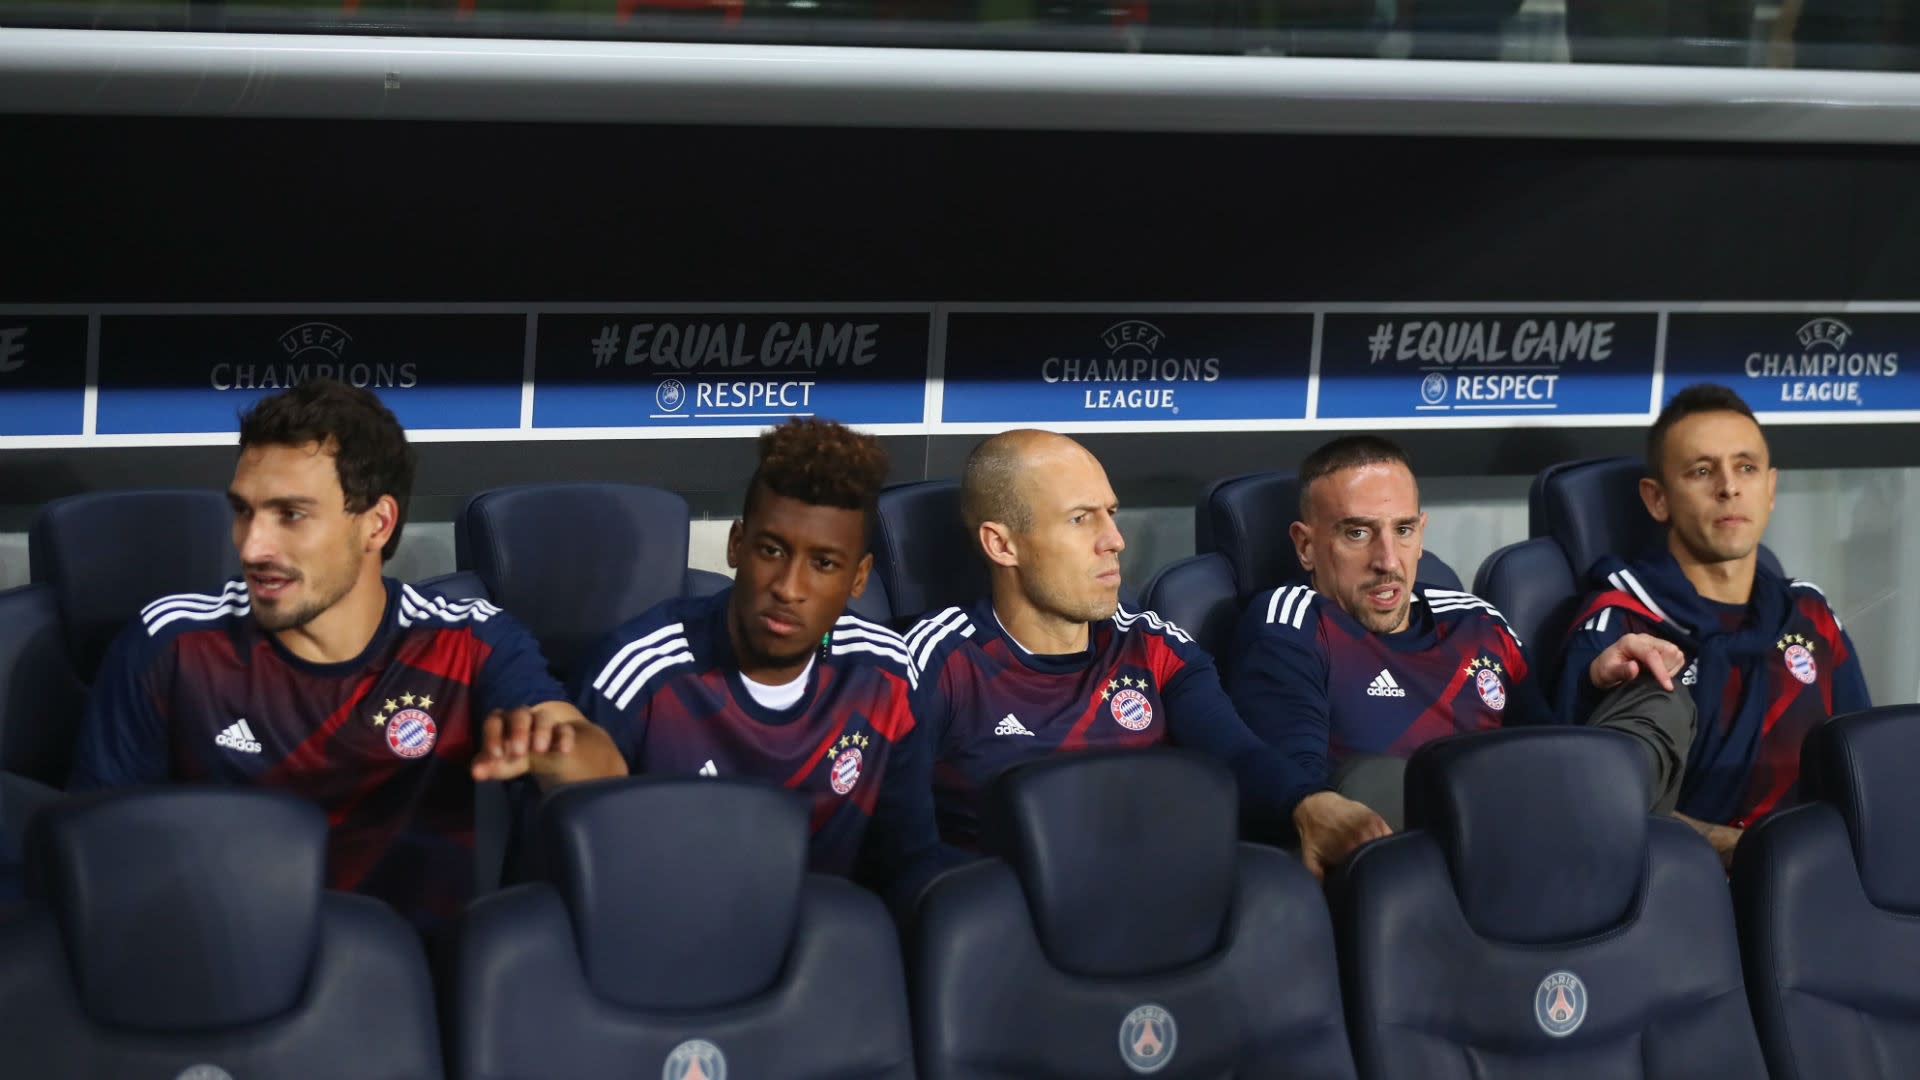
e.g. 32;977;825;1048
1681;661;1698;687
1366;670;1407;698
698;760;718;777
215;719;263;754
994;714;1036;737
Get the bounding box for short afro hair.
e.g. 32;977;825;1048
743;418;890;537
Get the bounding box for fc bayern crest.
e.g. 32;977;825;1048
1534;971;1588;1038
386;708;438;759
1475;667;1507;711
1118;1004;1177;1074
1110;688;1154;732
830;747;864;795
662;1038;726;1080
1784;643;1818;685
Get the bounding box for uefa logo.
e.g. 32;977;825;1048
1534;971;1588;1038
662;1038;726;1080
656;378;688;413
1119;1004;1177;1073
1420;372;1449;405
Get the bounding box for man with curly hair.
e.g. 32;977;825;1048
574;418;953;901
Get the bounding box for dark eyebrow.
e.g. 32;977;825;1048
227;492;320;511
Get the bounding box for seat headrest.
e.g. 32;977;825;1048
1536;456;1786;580
1201;472;1303;603
1405;729;1650;945
536;778;808;1011
1202;472;1466;597
1535;457;1657;580
30;491;240;680
872;480;987;624
1802;707;1920;913
987;749;1237;978
29;788;324;1031
459;484;690;683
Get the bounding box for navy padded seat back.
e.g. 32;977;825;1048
1201;472;1305;602
1335;727;1765;1080
0;788;440;1078
1800;705;1920;911
30;490;239;680
1535;456;1784;579
0;584;86;785
458;483;691;683
872;480;987;626
1404;729;1649;945
535;778;807;1012
1140;553;1240;670
1471;538;1580;698
453;776;914;1080
1735;706;1920;1080
986;749;1238;979
915;749;1357;1080
1203;471;1464;597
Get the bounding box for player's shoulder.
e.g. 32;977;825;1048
581;596;711;706
827;610;918;687
903;604;982;674
1242;582;1325;640
1110;602;1198;649
136;578;252;644
1785;577;1846;628
395;581;509;633
1571;565;1672;629
1421;584;1525;646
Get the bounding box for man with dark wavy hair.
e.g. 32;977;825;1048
70;379;618;931
575;418;954;901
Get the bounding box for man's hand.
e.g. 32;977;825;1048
1293;790;1392;880
1589;632;1687;693
471;701;628;788
1676;812;1743;872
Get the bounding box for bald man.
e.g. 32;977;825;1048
907;429;1302;849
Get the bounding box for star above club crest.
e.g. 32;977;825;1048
418;695;433;709
400;693;416;706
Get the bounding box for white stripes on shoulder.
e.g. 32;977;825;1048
905;606;976;674
1112;604;1194;645
141;581;250;636
832;612;918;690
1264;585;1317;631
590;621;695;711
1424;587;1523;646
398;584;502;628
1606;569;1672;624
1581;608;1615;634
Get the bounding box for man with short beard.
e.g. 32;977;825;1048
1228;435;1687;877
69;379;621;930
1556;384;1869;868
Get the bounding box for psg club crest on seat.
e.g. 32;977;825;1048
1534;971;1587;1038
386;708;438;759
1118;1004;1177;1073
662;1038;726;1080
1109;682;1155;731
1778;634;1818;686
829;732;870;795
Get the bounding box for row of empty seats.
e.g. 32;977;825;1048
2;714;1913;1078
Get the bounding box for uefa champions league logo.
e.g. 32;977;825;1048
655;378;688;413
